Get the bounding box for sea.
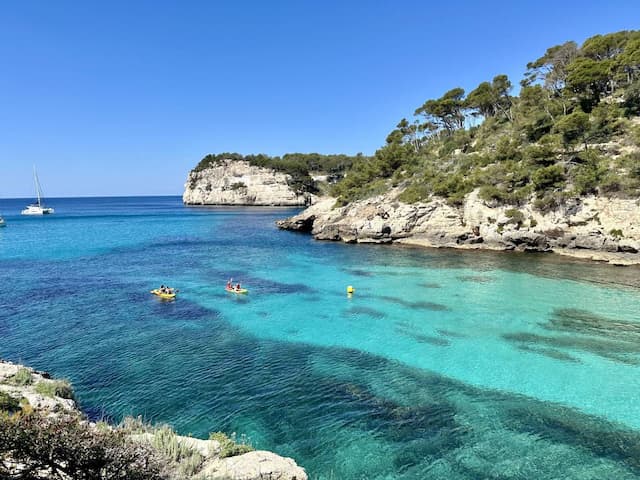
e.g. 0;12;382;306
1;195;640;479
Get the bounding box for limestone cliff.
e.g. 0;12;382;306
183;159;310;206
277;190;640;265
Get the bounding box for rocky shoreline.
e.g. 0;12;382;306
0;360;307;480
276;191;640;266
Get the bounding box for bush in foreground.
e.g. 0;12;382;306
0;410;165;479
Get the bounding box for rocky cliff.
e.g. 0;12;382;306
183;159;310;206
277;190;640;265
0;360;307;480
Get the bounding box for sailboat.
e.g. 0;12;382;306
0;215;5;227
21;166;54;215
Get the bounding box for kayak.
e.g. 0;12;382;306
150;289;176;299
225;287;248;294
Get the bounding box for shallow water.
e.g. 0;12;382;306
1;196;640;479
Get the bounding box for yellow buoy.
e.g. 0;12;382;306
346;285;355;294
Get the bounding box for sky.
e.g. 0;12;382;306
1;1;639;197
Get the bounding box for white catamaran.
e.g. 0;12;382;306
22;167;54;215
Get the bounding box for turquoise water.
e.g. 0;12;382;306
2;196;640;479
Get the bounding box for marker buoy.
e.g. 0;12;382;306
347;285;355;294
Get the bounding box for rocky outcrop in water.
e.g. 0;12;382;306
277;190;640;265
183;159;309;206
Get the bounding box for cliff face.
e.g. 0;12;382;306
277;190;640;265
183;159;309;206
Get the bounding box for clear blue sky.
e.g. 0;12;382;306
1;0;639;197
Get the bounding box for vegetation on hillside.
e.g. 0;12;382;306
191;152;368;194
331;29;640;210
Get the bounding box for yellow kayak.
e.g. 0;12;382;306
150;289;176;299
225;287;248;294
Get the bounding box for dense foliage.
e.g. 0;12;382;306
331;30;640;210
192;152;368;194
0;411;165;479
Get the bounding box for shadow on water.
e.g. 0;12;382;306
341;267;376;277
503;332;640;365
437;329;467;338
544;308;640;341
501;307;640;365
395;326;451;346
376;294;450;312
516;344;581;363
342;306;386;319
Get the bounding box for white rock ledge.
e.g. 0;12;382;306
276;190;640;266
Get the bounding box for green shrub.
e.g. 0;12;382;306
610;228;624;239
523;143;557;166
572;151;606;195
0;410;163;479
534;192;567;213
478;185;507;204
230;182;247;191
8;367;33;386
529;217;538;228
0;392;21;412
623;80;640;116
151;425;197;463
532;165;565;191
35;380;74;400
505;209;525;225
209;431;254;458
398;183;430;203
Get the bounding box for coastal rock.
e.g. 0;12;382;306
277;189;640;265
0;360;76;413
200;450;307;480
183;159;310;206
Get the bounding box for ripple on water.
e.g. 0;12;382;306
4;198;640;480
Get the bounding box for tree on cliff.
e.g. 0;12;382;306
330;28;640;209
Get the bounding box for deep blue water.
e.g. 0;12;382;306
2;196;640;479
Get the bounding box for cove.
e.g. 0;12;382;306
1;196;640;479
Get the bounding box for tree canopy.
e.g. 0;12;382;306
330;29;640;210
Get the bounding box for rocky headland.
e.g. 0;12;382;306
0;360;307;480
183;159;310;206
277;190;640;266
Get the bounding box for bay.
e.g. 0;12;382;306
1;196;640;479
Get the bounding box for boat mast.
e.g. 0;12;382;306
33;165;42;207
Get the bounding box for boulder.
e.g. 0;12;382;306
199;450;307;480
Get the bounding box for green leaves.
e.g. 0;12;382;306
415;87;466;134
553;110;591;147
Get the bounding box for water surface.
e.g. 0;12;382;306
1;196;640;479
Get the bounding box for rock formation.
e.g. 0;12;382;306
277;190;640;265
183;159;310;206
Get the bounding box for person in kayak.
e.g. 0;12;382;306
226;278;233;289
235;283;242;291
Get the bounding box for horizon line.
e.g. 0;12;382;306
0;194;183;200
